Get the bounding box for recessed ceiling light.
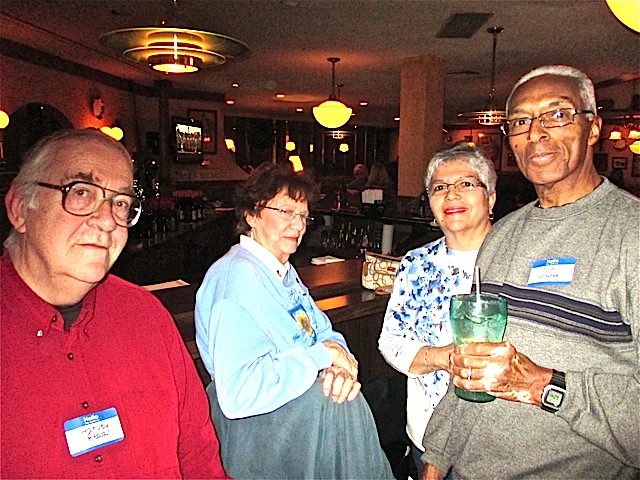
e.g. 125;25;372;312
394;117;400;121
226;99;235;105
232;83;240;88
295;107;303;112
359;101;369;106
276;93;286;98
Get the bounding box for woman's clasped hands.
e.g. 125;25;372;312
321;340;361;404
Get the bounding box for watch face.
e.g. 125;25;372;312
545;388;564;408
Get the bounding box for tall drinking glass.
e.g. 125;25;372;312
449;293;508;402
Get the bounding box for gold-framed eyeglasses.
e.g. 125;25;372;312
261;206;313;224
36;181;143;228
427;177;486;197
501;108;595;137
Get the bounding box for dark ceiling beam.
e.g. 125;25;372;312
0;38;225;102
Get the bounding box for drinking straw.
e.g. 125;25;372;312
475;265;481;302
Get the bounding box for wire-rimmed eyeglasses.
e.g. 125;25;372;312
36;181;143;228
427;177;487;197
501;108;595;137
261;205;313;224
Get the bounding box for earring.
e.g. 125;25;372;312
489;212;494;221
249;229;255;240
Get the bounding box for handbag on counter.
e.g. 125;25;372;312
362;252;402;291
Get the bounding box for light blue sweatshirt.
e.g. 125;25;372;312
195;243;349;419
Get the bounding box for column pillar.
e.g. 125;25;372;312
155;79;172;195
397;55;445;197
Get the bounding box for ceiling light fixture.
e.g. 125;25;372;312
313;57;353;129
458;27;507;126
608;121;640;153
100;1;248;74
606;0;640;32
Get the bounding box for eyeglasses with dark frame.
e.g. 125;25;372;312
260;205;313;224
427;177;487;197
501;108;595;137
36;181;143;228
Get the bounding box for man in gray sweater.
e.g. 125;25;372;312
422;65;639;479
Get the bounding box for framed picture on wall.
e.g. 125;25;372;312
632;154;640;177
477;133;502;171
593;153;608;174
187;109;217;154
612;157;627;170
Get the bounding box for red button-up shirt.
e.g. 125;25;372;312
1;254;229;479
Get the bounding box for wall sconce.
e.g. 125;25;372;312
0;110;10;129
92;97;105;120
100;125;124;141
0;109;9;161
289;155;304;173
225;138;236;153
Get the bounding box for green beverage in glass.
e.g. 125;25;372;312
449;293;508;402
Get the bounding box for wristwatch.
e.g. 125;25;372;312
541;369;566;413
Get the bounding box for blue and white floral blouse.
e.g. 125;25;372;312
378;236;477;450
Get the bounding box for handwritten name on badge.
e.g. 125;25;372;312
528;257;577;287
64;407;124;457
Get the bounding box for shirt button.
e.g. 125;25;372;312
51;315;57;323
67;353;74;360
82;401;89;409
36;330;44;337
95;455;103;463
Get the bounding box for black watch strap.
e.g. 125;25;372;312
541;370;566;413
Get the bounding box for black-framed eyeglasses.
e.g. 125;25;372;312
501;108;595;137
261;205;313;225
427;177;486;197
36;181;143;228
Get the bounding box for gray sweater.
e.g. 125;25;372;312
422;179;640;479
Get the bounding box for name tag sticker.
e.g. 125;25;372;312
64;407;124;457
528;257;577;287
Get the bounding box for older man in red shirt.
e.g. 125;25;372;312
1;129;229;479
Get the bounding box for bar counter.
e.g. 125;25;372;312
152;258;397;383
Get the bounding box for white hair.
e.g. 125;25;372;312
506;65;596;115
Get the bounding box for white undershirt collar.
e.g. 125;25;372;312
240;234;291;282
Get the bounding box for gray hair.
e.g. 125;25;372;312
506;65;596;115
424;143;497;196
4;128;132;253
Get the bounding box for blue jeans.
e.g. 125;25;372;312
412;445;425;479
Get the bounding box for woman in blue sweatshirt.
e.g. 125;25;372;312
195;162;393;479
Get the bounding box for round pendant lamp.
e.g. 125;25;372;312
313;58;353;129
606;0;640;32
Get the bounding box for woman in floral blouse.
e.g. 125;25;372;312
378;143;497;476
